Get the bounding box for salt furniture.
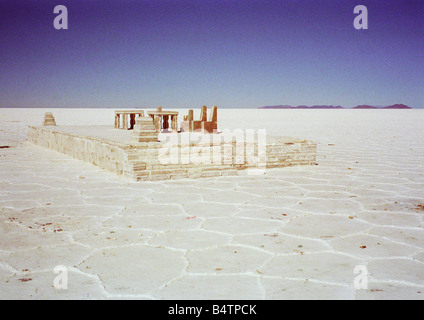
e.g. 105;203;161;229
115;110;145;130
181;106;217;133
147;110;179;133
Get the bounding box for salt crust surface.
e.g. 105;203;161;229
0;108;423;299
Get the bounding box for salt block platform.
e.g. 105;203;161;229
27;125;317;181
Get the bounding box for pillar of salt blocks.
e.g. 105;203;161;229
187;109;194;132
150;106;162;132
114;113;121;128
132;117;159;142
43;112;56;126
188;109;194;122
171;115;178;132
200;105;208;121
210;106;217;122
123;113;129;130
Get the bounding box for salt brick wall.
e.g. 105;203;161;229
27;126;131;176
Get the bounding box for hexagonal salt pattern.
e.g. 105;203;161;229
1;109;423;299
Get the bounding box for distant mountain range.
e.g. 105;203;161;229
259;104;412;109
352;104;412;109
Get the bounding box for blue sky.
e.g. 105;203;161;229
0;0;423;108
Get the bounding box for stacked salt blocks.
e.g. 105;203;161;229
132;117;159;142
43;112;56;126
